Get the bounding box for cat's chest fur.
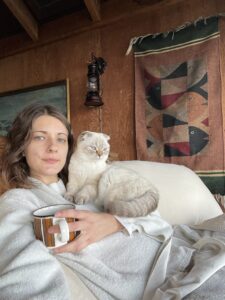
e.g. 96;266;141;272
69;157;108;184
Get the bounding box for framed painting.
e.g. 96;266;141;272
0;79;70;137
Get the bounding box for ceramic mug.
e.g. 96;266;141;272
33;204;78;248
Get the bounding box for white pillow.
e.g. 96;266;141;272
113;160;223;225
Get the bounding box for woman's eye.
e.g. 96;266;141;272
33;135;45;141
57;138;67;143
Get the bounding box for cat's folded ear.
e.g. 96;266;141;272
103;133;110;141
78;131;92;141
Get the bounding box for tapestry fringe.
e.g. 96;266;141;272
126;13;225;55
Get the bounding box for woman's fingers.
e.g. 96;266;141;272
48;208;93;235
53;231;90;254
48;210;124;253
48;219;86;234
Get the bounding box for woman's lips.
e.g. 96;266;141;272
43;159;59;164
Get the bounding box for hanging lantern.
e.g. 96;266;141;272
85;53;107;107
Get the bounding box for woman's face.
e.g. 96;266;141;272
24;115;69;184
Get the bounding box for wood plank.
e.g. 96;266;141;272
219;18;225;163
0;136;7;156
0;0;187;59
84;0;101;21
3;0;38;41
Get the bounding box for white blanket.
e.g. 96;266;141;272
0;178;224;299
143;213;225;299
58;212;225;300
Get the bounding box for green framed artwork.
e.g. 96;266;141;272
0;79;70;136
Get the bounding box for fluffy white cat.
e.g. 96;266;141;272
65;131;159;217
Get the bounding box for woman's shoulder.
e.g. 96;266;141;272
0;188;34;205
0;187;42;215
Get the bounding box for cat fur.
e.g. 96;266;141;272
65;131;159;217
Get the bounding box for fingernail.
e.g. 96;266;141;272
48;228;54;233
55;212;61;217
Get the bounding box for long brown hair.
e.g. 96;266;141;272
1;103;74;190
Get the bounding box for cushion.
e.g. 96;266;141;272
113;160;223;225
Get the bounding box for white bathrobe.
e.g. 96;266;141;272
0;178;172;300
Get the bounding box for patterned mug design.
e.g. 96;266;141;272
33;204;78;248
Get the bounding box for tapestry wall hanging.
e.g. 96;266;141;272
128;15;225;195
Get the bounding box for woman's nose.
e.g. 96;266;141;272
47;139;58;152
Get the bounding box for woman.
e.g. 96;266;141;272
1;102;123;254
0;103;172;300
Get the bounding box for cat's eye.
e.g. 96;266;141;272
103;148;109;152
87;146;96;151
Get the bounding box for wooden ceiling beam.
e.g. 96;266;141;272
3;0;38;41
83;0;101;22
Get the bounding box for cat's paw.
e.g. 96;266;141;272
74;192;90;205
64;192;76;202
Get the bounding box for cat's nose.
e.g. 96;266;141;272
96;150;103;157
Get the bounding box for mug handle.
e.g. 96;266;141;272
58;219;69;243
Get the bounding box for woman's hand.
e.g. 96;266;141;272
48;209;123;254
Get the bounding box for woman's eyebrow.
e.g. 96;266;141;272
32;130;47;134
32;130;68;136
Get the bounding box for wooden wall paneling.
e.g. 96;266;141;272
99;9;168;161
0;0;225;165
0;54;25;92
219;18;225;164
0;0;167;58
100;18;138;160
0;137;7;194
0;0;206;60
0;137;7;156
66;29;103;137
0;7;92;59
